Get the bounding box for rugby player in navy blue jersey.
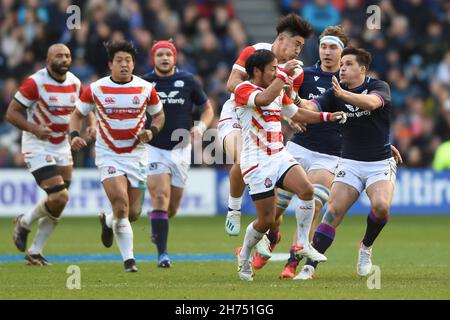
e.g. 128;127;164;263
293;47;398;280
143;41;213;268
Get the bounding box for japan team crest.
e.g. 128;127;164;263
132;96;140;105
107;166;117;174
264;178;273;188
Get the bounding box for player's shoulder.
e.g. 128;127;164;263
252;42;272;51
65;71;81;85
27;68;47;83
367;77;390;89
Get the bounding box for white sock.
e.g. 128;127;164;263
105;212;113;228
21;198;49;230
295;199;315;247
113;218;134;261
228;196;242;211
28;215;58;255
240;222;265;260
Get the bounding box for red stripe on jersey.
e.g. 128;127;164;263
80;85;94;104
218;117;233;123
32;114;42;125
97;108;145;140
251;118;282;143
293;72;304;92
255;107;281;122
18;77;39;101
93;95;146;120
43;84;77;93
49;123;68;133
98;124;140;154
148;87;160;105
100;86;144;94
49;136;66;144
250;131;283;155
36;104;52;123
242;164;259;178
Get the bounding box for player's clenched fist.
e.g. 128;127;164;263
70;136;87;151
331;111;347;124
31;124;53;140
137;129;153;143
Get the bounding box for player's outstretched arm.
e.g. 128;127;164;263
6;99;52;140
291;108;346;124
332;76;383;111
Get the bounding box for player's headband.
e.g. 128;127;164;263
319;36;345;49
151;41;177;65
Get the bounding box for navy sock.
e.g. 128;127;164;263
149;210;169;256
362;211;389;247
305;223;335;269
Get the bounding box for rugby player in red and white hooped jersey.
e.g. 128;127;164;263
234;49;347;281
7;44;95;266
69;40;165;273
220;13;314;239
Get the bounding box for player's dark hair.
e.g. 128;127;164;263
276;13;313;39
342;47;372;70
319;25;349;47
104;40;137;62
245;49;276;79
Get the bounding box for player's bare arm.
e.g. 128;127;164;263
137;109;165;143
69;109;88;151
226;68;248;93
332;76;383;111
291;107;346;124
191;100;214;136
86;111;97;141
6;99;53;140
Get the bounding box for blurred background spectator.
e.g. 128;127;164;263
0;0;449;169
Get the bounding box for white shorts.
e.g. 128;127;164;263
286;141;339;174
218;99;241;148
96;147;148;189
147;144;191;188
22;138;73;173
334;157;397;194
242;151;298;197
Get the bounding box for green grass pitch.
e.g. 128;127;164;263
0;215;449;299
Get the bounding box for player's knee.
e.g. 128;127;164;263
298;182;314;200
372;200;390;217
151;191;170;207
128;209;142;222
47;188;69;208
111;198;128;218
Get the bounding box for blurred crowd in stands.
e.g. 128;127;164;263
0;0;449;169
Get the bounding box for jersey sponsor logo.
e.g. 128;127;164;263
345;104;359;112
49;96;58;102
308;93;320;99
317;87;326;94
362;89;368;95
107;166;116;174
104;97;116;104
157;91;185;105
132;96;140;105
314;76;320;82
264;178;273;188
174;80;184;87
104;107;141;115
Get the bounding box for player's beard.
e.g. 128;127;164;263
155;65;174;75
50;61;70;76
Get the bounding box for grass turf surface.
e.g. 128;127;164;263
0;215;449;299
